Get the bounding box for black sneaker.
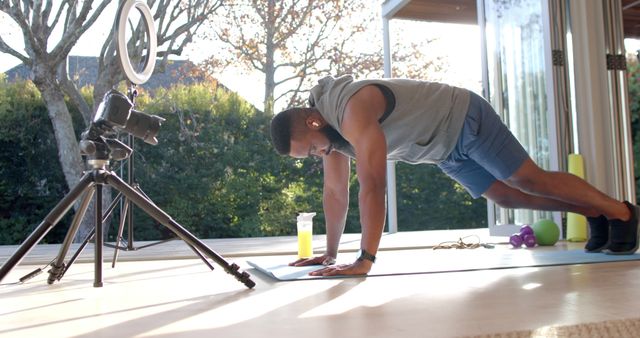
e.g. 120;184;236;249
604;201;640;255
584;215;609;253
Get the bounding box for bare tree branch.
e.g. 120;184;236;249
51;0;112;62
92;0;222;109
41;0;53;27
4;1;42;57
57;60;93;125
273;0;313;46
44;1;67;41
0;36;29;63
31;0;43;40
18;0;31;21
204;0;378;114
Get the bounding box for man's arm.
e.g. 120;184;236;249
322;151;351;259
290;150;350;266
310;85;388;276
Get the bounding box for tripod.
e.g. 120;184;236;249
0;126;255;289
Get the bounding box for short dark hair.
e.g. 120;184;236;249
270;107;312;155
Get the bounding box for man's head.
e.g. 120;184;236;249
270;107;349;158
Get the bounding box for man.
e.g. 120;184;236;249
269;74;640;277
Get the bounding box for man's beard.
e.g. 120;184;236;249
320;125;352;154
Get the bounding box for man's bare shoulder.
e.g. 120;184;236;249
343;85;386;127
347;85;386;110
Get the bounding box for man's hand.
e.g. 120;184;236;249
308;259;372;276
289;254;336;267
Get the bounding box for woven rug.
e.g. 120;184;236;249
466;317;640;338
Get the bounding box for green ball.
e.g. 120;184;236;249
531;219;560;246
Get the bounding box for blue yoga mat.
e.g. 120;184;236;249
247;248;640;281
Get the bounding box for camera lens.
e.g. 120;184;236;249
122;109;165;145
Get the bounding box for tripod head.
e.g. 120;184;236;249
79;125;132;164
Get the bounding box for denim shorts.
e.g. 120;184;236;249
437;92;529;198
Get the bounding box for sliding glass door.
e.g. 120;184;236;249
480;0;560;235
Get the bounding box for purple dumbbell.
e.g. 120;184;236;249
510;225;536;248
510;233;523;248
520;225;534;237
523;234;537;248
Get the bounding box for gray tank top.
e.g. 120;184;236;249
308;75;470;164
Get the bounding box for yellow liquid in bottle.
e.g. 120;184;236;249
297;229;313;258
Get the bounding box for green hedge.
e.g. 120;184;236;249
0;79;84;244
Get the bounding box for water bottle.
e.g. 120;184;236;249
297;212;315;258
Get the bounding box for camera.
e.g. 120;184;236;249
94;89;165;145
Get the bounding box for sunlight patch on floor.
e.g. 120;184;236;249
139;279;343;336
298;266;541;319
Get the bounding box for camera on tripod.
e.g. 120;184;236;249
79;0;163;163
80;89;164;161
94;90;164;145
0;0;256;289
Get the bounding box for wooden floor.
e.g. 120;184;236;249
1;231;640;337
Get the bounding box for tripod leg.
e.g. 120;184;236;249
126;193;135;250
94;184;103;287
104;173;255;289
47;187;95;284
0;173;95;283
112;197;130;268
117;185;215;271
56;191;122;281
59;227;95;281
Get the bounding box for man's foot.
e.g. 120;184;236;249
584;215;609;253
604;201;640;255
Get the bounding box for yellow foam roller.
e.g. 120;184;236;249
567;154;587;242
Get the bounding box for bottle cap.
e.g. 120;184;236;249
297;212;316;222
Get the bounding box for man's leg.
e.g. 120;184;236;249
483;176;612;252
483;177;597;215
502;158;628;220
443;92;637;253
499;158;639;254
